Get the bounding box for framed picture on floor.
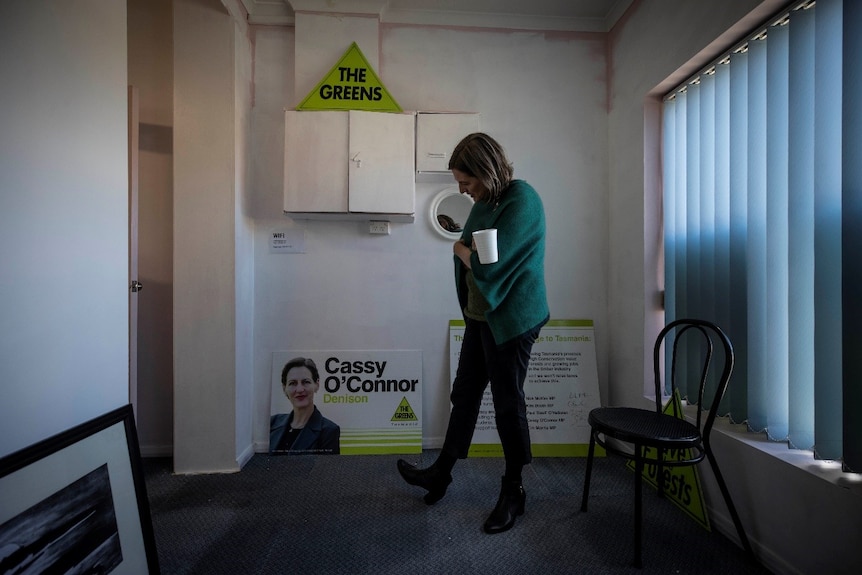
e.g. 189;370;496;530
0;404;159;574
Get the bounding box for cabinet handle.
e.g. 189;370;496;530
426;152;446;158
351;152;362;168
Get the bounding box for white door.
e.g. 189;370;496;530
415;112;480;172
128;86;142;419
348;111;415;215
284;110;349;213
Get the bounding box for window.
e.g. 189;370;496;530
662;0;861;472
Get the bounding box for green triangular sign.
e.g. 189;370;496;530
297;42;402;112
391;397;418;422
625;389;711;531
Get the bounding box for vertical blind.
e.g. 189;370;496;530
662;0;861;472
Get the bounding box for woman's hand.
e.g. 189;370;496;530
454;239;473;269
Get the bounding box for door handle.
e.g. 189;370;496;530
130;280;143;293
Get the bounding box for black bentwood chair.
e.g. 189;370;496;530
580;318;753;568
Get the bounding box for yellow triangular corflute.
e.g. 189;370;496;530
297;42;402;112
625;390;712;531
391;397;418;422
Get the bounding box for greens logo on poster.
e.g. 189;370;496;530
270;350;422;455
391;397;418;422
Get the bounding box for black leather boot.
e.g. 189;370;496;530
397;459;452;505
483;477;526;534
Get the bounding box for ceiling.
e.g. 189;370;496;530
240;0;633;32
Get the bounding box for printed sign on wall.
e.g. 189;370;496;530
269;228;305;254
449;319;602;457
296;42;402;112
271;350;422;455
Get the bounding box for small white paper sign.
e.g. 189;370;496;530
270;228;305;254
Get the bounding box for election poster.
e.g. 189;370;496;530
270;350;422;455
449;319;601;457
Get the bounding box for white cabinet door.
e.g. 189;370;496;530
283;110;349;213
284;110;415;217
348;110;415;215
415;112;480;172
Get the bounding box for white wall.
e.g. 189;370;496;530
0;0;129;458
250;22;609;450
608;1;862;574
234;17;255;467
173;0;244;473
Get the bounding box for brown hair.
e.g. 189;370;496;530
448;133;514;204
281;357;320;385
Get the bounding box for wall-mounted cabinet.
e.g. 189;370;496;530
284;110;415;221
415;112;480;176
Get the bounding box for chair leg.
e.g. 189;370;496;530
633;447;644;568
580;431;596;512
705;447;754;557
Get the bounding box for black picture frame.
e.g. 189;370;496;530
0;404;160;574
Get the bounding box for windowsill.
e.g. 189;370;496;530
643;395;862;496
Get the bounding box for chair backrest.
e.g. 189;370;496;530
652;319;734;439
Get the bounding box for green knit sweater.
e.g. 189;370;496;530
455;179;550;344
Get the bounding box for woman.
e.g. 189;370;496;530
398;133;549;534
270;357;340;455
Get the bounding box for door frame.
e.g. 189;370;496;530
128;85;140;420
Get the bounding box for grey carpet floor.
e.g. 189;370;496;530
143;451;771;575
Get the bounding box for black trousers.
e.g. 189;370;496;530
442;318;542;467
